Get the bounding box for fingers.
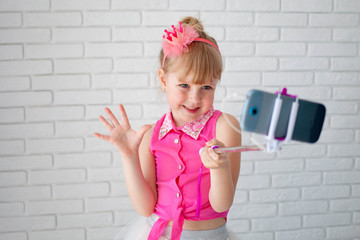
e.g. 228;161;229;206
99;115;113;131
118;104;130;128
105;107;120;127
137;124;152;140
93;132;110;142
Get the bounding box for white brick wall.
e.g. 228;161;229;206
0;0;359;239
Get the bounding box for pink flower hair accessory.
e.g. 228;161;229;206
161;21;221;69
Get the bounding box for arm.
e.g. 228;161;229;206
200;113;241;212
94;104;157;216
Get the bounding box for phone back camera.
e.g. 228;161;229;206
249;107;258;116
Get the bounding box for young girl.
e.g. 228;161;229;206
94;16;241;240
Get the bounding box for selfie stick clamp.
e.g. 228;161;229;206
266;88;299;152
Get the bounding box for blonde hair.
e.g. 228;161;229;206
159;17;223;85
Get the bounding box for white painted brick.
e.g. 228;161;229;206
228;0;280;11
221;72;261;86
114;211;137;225
25;44;83;59
250;188;300;203
0;13;21;27
113;89;160;103
29;169;86;184
27;199;83;215
27;138;84;154
0;216;55;232
88;167;124;182
309;43;357;57
278;145;327;159
53;183;109;199
85;42;142;57
302;185;350;200
0;186;51;201
55;121;100;137
237;232;273;240
225;57;277;71
86;104;142;120
114;57;157;73
0;77;30;91
256;43;306;56
87;227;123;240
281;28;331;41
52;0;109;10
112;0;167;10
54;90;111;105
58;212;112;228
256;13;307;26
323;101;358;114
328;143;360;157
110;182;128;197
113;27;163;41
0;172;26;186
169;0;225;10
24;12;81;27
26;106;85;121
306;158;354;171
227;27;279;41
273;173;321;187
220;43;254;57
280;58;329;71
0;28;50;43
0;45;22;60
334;28;360;42
279;200;327;215
84;11;140;26
92;73;148;89
328;225;360;239
55;58;112;74
229;204;277;218
55;152;111;168
276;229;325;240
317;129;354;143
0;60;52;75
0;0;49;11
86;197;132;212
236;175;270;190
202;12;253;26
0;155;52;171
334;87;360;100
29;229;85;240
310;13;359;27
226;219;250;233
0;233;27;240
263;72;313;86
0;123;53;139
85;136;114;151
53;28;110;42
142;103;168;119
144;42;162;57
0;202;24;217
32;74;89;90
331;116;360;129
315;72;359;85
0;140;24;155
304;213;351;227
0;108;24;123
282;0;332;12
255;159;304;174
330;198;360;212
324;171;360;185
252;216;301;231
334;0;360;12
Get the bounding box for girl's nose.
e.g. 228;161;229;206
189;89;201;103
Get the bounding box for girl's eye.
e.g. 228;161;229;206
180;84;189;88
202;85;212;90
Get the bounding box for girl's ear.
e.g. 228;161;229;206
158;68;166;92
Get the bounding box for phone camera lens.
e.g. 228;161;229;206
250;107;258;116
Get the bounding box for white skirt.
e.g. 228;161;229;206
114;214;240;240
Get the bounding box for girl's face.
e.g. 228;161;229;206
159;69;218;127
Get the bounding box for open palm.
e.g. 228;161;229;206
94;104;151;158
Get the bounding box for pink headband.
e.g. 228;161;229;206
161;22;221;69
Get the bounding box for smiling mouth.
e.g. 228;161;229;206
183;105;200;113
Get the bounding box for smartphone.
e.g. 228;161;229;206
240;89;326;143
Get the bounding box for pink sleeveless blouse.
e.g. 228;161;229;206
148;107;228;240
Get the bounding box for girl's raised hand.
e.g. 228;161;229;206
94;104;151;158
200;139;229;169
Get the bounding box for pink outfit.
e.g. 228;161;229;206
148;107;228;240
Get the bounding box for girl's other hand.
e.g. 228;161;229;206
200;138;229;169
94;104;151;158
